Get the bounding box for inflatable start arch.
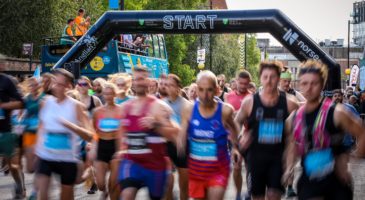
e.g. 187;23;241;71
53;9;341;90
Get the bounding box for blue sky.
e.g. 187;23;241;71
226;0;355;46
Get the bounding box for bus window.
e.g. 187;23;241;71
152;35;160;58
158;35;166;59
145;35;154;57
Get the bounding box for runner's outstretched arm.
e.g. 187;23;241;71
223;103;242;166
138;102;180;142
59;102;93;142
176;103;193;156
334;104;365;157
234;96;253;152
282;112;298;186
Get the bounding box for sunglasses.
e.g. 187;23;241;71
117;83;126;87
78;82;89;87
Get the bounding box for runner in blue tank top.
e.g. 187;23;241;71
178;70;241;200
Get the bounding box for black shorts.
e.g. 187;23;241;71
247;151;284;196
36;159;77;185
96;139;116;163
297;172;353;200
166;141;188;168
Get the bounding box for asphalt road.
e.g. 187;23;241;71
0;160;364;200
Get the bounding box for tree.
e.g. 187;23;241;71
0;0;107;58
245;34;261;85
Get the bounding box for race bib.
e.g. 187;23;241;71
304;148;334;180
25;117;39;131
258;119;283;144
44;132;71;150
190;139;218;161
126;133;151;154
98;118;120;132
0;108;4;120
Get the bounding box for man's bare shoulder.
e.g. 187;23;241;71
152;98;173;116
222;102;235;116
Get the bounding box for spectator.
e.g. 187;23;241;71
349;95;361;113
133;34;150;54
360;91;365;114
75;8;90;37
344;86;354;103
60;19;77;45
123;34;134;48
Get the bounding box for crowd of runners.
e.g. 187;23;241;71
1;57;365;200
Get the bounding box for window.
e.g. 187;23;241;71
158;35;166;59
152;35;160;58
145;34;154;56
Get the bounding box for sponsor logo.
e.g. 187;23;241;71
75;35;98;63
283;29;298;45
194;129;214;138
282;28;320;60
193;119;200;126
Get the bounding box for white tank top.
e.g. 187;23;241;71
36;96;80;162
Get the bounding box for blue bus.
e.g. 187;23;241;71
41;34;169;78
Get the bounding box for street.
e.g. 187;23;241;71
0;159;365;200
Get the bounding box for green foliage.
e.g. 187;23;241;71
245;34;261;85
0;0;107;58
0;0;262;87
210;34;240;79
174;64;196;86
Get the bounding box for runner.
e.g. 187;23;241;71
35;69;93;200
178;70;241;200
235;61;298;200
164;74;191;200
77;76;102;113
224;70;252;200
92;82;123;199
76;76;101;194
279;68;306;104
157;74;168;99
93;78;107;105
117;67;179;200
0;54;26;199
283;60;365;200
41;73;54;96
278;68;306;197
217;74;230;101
111;73;133;104
188;83;198;102
23;77;43;173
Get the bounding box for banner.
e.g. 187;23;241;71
197;48;205;64
360;65;365;91
350;64;359;86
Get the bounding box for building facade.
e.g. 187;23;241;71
352;1;365;47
